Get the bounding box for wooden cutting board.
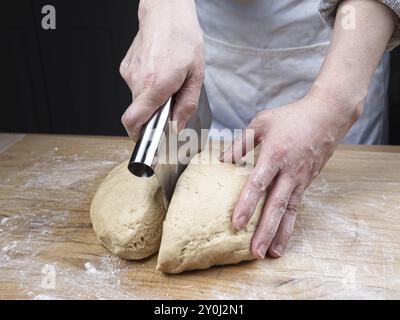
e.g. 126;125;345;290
0;134;399;299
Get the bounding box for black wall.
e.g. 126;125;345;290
389;47;400;145
1;0;138;136
1;0;399;143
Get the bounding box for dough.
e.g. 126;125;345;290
157;147;265;274
90;161;166;260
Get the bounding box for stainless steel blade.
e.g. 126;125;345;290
128;86;212;204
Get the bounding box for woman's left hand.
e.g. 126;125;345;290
220;89;361;259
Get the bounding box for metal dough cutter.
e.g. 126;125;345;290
128;86;212;204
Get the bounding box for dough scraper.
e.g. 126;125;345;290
128;86;212;204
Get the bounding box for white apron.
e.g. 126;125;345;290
195;0;390;144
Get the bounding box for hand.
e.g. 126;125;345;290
120;0;205;139
220;89;361;259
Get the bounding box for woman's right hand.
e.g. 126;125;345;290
120;0;205;140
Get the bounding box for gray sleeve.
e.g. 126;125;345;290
319;0;400;50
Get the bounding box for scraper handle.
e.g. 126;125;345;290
128;97;173;177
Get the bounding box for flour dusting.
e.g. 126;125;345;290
84;262;99;275
0;148;136;299
23;156;117;189
1;138;400;299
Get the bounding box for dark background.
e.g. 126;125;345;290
1;0;399;144
0;0;138;136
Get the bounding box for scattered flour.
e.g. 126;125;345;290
84;262;100;275
23;156;117;189
0;151;137;299
1;145;399;299
34;294;60;300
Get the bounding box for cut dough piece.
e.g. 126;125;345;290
157;147;265;274
90;161;166;260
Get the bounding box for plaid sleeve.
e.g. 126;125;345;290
319;0;400;50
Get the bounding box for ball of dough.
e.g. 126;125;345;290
90;161;166;260
157;148;265;274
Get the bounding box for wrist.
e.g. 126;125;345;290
308;80;365;123
139;0;196;21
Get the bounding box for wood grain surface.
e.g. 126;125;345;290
0;134;399;299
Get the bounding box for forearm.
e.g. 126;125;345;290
137;0;202;58
138;0;198;24
120;0;204;139
312;0;396;118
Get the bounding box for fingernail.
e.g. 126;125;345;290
271;244;284;257
235;215;247;230
257;244;268;260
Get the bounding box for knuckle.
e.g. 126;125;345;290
132;72;157;95
121;111;135;128
119;62;127;78
285;202;299;217
193;68;205;83
185;100;198;114
137;72;178;101
286;166;308;183
250;174;268;192
271;198;287;216
271;146;288;164
121;113;130;127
